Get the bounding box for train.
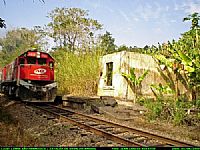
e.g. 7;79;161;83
0;49;57;102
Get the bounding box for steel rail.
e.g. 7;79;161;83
49;105;195;147
31;103;196;147
33;104;146;147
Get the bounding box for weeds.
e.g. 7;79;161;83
144;99;163;121
142;83;200;125
0;107;37;146
196;99;200;108
52;49;101;96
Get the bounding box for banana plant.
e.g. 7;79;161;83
154;41;200;100
176;50;195;73
151;13;200;101
122;67;149;103
154;54;174;68
150;83;174;100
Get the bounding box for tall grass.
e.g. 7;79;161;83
52;49;101;96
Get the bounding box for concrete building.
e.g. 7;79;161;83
97;51;188;101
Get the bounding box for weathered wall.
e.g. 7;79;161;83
97;51;188;101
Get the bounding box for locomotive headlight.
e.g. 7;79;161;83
30;86;36;91
42;87;47;92
36;52;40;58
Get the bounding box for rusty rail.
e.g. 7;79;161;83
32;103;196;147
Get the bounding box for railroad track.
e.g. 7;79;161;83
31;103;195;147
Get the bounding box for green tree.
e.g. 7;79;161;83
143;45;149;51
183;12;200;29
0;28;42;52
117;45;129;52
0;17;6;28
183;12;200;47
99;31;116;54
153;13;200;101
47;7;102;52
0;28;43;66
33;25;49;51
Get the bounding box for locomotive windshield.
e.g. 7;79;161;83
38;58;46;66
26;57;47;65
19;58;25;65
27;57;36;64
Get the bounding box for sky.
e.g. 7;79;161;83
0;0;200;48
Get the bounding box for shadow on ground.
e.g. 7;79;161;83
0;107;17;124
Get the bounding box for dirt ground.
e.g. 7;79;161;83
92;105;200;146
0;95;199;146
0;95;122;146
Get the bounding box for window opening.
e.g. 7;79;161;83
38;58;47;66
19;58;25;65
49;62;54;68
27;57;36;64
106;62;113;86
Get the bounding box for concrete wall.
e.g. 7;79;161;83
97;51;189;100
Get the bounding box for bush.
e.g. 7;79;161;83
172;107;186;125
144;99;163;120
137;97;145;106
143;96;198;125
52;49;101;96
196;99;200;108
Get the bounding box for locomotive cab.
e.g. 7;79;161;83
17;51;55;82
0;50;57;102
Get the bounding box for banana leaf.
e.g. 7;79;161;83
137;70;149;85
177;50;192;66
154;54;173;68
185;66;195;72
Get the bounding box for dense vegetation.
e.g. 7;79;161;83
0;7;199;125
138;13;200;125
52;49;101;95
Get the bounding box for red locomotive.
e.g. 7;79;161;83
0;49;57;102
